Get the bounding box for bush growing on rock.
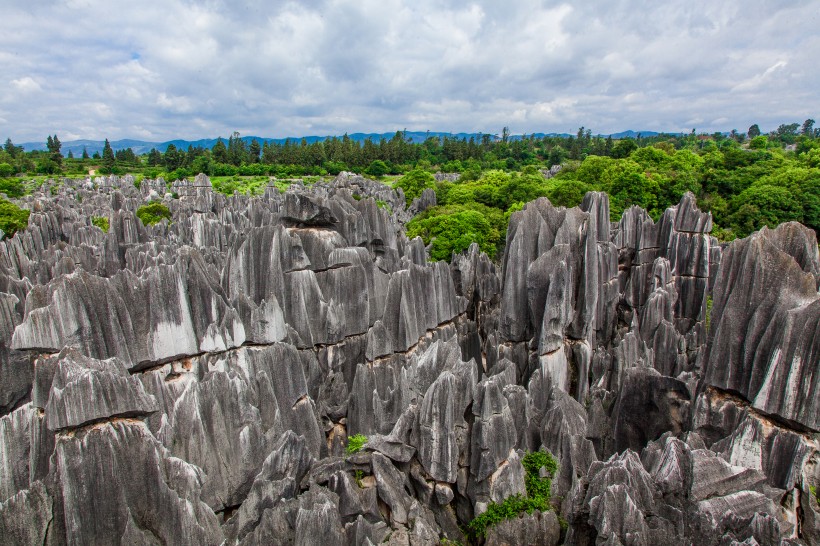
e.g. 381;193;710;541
0;197;29;237
136;202;172;226
468;449;558;539
91;216;109;233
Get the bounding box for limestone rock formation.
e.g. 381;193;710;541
0;176;816;545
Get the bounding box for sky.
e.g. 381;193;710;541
1;0;818;143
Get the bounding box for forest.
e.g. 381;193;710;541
1;119;818;260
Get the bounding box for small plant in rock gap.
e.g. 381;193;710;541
91;216;109;233
346;434;368;455
467;449;558;539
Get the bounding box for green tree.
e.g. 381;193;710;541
46;134;62;169
0;198;30;238
248;139;261;163
212;138;229;163
548;146;567;167
101;139;115;173
365;159;389;178
163;144;184;171
81;147;89;160
728;184;802;237
3;139;18;158
601;159;660;218
750;135;768;149
611;138;638;158
748;124;761;139
146;148;162;166
407;204;500;261
545;179;592;208
395;168;436;204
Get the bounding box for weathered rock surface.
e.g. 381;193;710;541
0;178;816;545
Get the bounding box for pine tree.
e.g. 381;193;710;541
102;139;115;172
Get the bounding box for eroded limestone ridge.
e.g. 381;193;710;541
0;173;817;545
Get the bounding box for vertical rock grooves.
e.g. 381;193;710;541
0;173;817;545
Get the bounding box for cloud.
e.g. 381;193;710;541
10;76;41;93
0;0;818;141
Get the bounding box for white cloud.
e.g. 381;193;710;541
10;76;41;93
0;0;818;142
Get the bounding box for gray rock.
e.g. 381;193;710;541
0;481;52;546
54;420;222;545
703;223;820;431
294;485;346;546
43;349;158;431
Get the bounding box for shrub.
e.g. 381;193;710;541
91;216;109;233
0;177;25;198
0;198;30;238
365;160;389;178
136;202;172;226
395;169;436;205
467;449;558;539
749;135;769;149
407;204;502;261
346;434;368;455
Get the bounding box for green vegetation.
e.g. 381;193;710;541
0;198;30;238
346;434;368;455
0;177;25;198
211;175;271;196
365;159;389;178
811;485;819;504
91;216;110;233
2;120;819;255
135;203;172;226
375;199;392;214
408;203;503;261
467;449;558;539
354;469;364;488
395;168;436;204
705;295;713;332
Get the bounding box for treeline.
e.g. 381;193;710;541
403;121;820;260
1;120;819;257
2;120;818;180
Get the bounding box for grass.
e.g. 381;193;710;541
346;434;367;455
811;485;819;504
467;449;558;539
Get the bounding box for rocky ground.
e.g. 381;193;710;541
0;172;817;545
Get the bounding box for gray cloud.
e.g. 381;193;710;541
1;0;818;142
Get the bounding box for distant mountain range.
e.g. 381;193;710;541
20;130;664;155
